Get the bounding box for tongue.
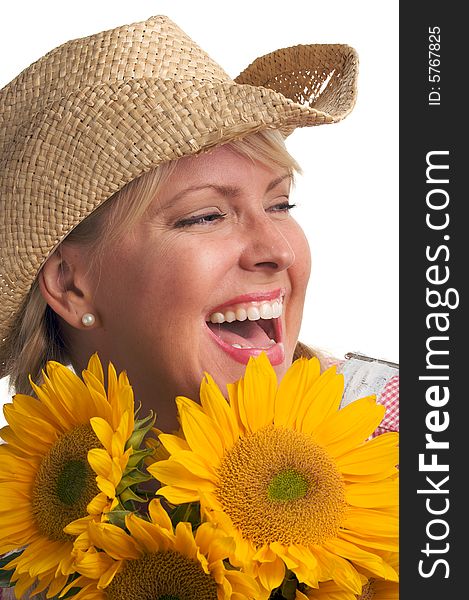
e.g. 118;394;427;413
208;319;272;348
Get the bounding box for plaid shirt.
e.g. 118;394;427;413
324;353;399;438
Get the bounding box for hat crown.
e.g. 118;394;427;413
0;15;230;144
0;14;358;358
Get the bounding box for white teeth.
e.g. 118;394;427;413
225;310;236;323
210;312;225;324
235;308;248;321
232;341;276;350
272;301;282;318
208;298;283;325
247;306;261;321
259;303;273;319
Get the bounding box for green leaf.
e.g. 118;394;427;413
268;570;299;600
106;509;134;529
126;447;155;468
0;550;23;570
169;502;201;530
119;486;149;504
0;569;14;588
59;587;81;599
116;468;152;494
125;413;156;450
0;550;23;588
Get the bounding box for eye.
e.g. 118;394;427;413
268;200;297;214
175;211;227;228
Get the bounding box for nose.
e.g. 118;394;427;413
238;214;296;272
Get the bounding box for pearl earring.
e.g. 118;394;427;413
81;313;96;327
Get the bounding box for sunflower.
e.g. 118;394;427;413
0;354;138;596
65;498;259;599
149;353;399;597
299;552;399;599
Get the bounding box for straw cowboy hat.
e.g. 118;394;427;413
0;14;358;349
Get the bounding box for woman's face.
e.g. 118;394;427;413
79;146;311;429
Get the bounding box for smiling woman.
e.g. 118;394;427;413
31;133;309;432
0;10;398;600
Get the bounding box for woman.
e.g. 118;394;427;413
0;13;398;600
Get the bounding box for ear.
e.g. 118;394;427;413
38;246;99;330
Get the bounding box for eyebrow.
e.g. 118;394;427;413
167;173;292;206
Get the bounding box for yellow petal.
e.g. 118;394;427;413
227;379;247;434
148;498;174;532
282;544;321;587
81;371;112;421
342;507;399;540
336;432;399;480
238;352;277;433
113;410;133;453
48;364;94;421
257;555;285;591
200;373;239;448
338;529;399;552
345;479;399;508
90;417;114;454
88;522;141;560
74;549;116;580
125;513;164;553
85;353;105;385
176;396;225;458
2;403;58;450
8;393;57;425
0;453;37;481
96;476;117;499
253;544;278;563
64;515;94;537
224;570;260;598
29;375;74;431
312;546;363;595
269;542;300;571
195;522;234;563
88;448;113;478
98;559;123;590
323;537;399;580
149;457;214;490
313;397;385;457
174;521;198;560
295;368;344;433
87;492;111;515
158;432;190;454
166;449;218;482
274;357;321;428
157;485;201;504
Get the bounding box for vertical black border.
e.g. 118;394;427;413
400;2;465;597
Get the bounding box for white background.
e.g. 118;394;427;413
0;1;399;422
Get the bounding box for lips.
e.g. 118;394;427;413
205;290;285;365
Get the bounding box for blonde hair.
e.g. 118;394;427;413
1;129;306;394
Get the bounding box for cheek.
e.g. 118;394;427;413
289;222;312;292
129;236;239;315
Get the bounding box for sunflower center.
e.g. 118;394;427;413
106;551;218;600
56;460;88;505
268;468;308;501
358;579;376;600
216;425;347;546
32;424;101;541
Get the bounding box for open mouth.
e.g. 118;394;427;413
205;291;285;366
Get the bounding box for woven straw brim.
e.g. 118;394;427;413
0;39;357;348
